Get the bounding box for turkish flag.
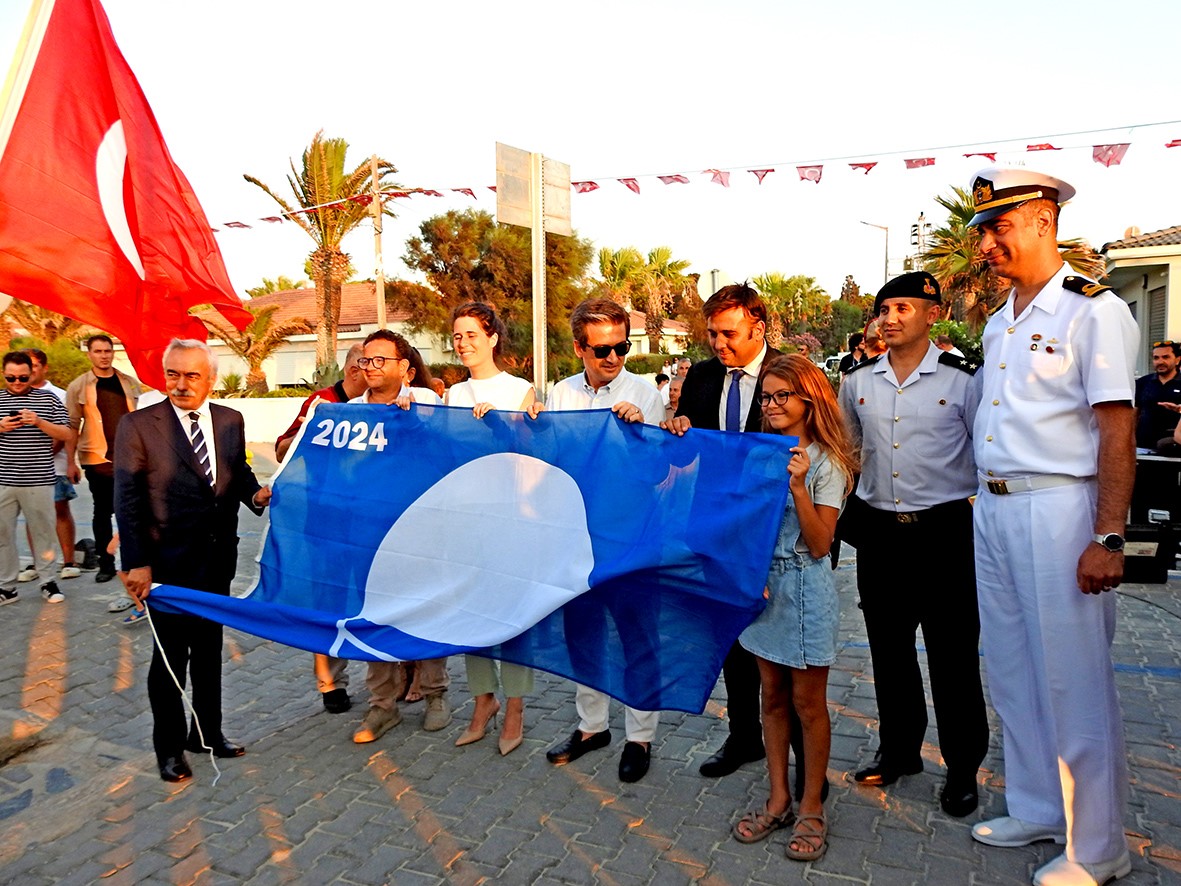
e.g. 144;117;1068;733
0;0;250;389
1092;144;1130;168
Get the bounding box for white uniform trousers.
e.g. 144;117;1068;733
575;684;658;743
974;480;1128;863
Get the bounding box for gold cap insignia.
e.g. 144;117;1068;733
973;178;993;205
923;280;936;295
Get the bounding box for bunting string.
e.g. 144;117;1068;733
213;120;1181;232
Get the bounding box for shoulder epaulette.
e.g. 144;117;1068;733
845;355;880;375
1063;275;1112;298
938;351;979;375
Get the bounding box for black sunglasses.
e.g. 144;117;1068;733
4;375;30;383
583;340;632;359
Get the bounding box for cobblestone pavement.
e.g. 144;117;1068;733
0;466;1178;885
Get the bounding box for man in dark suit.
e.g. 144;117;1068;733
116;339;271;783
662;283;788;779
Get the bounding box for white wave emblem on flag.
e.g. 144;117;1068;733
339;453;595;651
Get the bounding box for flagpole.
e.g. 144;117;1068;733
0;0;52;163
371;154;386;329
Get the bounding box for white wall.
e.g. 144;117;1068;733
212;397;308;444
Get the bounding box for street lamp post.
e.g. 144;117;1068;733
860;221;889;289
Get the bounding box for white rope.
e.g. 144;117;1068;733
142;599;223;787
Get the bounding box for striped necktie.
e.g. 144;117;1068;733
188;411;214;486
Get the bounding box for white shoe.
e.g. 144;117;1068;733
972;816;1066;847
107;595;134;613
16;565;38;583
59;566;81;580
1033;849;1132;885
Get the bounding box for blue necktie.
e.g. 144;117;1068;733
725;369;744;432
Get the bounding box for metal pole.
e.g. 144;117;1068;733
530;152;546;396
370;154;386;329
859;221;889;289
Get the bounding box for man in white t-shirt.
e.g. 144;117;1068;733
347;330;449;745
530;298;665;783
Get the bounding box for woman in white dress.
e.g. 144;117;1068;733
444;302;536;755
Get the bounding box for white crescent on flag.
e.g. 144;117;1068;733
95;119;145;279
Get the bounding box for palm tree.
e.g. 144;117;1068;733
595;247;646;306
924;187;1110;329
3;300;87;343
245;275;310;299
245;133;398;367
636;247;691;353
203;304;312;395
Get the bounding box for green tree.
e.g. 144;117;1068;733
753;273;830;345
399;209;594;376
595;247;647;305
635;247;692;353
924;187;1111;329
203;304;312;395
245;275;309;299
244;132;398;367
3;300;87;344
7;335;91;388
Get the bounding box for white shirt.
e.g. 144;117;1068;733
171;400;216;485
974;264;1138;479
717;343;769;432
37;381;68;475
445;372;534;410
546;368;666;426
840;343;979;510
350;386;442;406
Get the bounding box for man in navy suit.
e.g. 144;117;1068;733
116;339;271;783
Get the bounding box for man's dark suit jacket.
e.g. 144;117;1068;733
115;401;263;594
675;349;779;431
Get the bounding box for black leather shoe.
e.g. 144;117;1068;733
853;753;924;786
546;728;611;765
940;771;979;817
95;571;116;583
322;688;352;714
159;755;193;783
619;741;651;783
186;738;246;758
699;738;765;778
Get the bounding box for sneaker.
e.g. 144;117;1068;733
40;582;65;603
422;695;452;732
0;588;18;606
17;565;38;583
972;816;1067;848
353;706;401;743
121;608;147;627
107;595;134;613
59;566;81;580
1033;849;1132;885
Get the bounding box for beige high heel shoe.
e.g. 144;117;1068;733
455;700;500;747
498;698;524;755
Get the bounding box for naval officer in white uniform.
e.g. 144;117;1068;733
967;168;1137;886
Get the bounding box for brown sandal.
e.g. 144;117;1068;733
732;804;795;844
785;812;828;861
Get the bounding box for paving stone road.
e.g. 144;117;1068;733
0;457;1177;885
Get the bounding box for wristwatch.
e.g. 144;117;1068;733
1092;533;1125;553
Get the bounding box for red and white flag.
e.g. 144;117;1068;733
452;188;476;199
1166;139;1181;149
618;178;641;194
797;166;823;183
572;181;599;193
904;157;935;169
703;169;730;187
1027;143;1059;152
1092;144;1130;168
657;174;689;185
748;169;774;184
964;152;997;162
849;162;877;175
0;0;250;389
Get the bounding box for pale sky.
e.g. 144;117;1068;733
2;0;1180;301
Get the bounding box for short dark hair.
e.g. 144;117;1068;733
3;351;33;370
86;334;114;350
451;302;508;357
655;373;669;384
1152;340;1181;357
363;329;412;359
935;334;955;347
847;332;864;350
24;347;48;366
702;282;767;325
570;298;630;344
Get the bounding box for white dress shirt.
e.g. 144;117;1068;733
172;400;216;485
717;343;769;432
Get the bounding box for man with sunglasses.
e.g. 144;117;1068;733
348;330;450;743
838;272;987;818
533;298;665;782
1134;340;1181;452
1;351;75;605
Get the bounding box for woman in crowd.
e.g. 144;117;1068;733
731;354;855;862
444;302;536;755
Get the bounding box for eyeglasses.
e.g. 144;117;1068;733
758;390;798;407
4;375;30;383
583;340;632;359
357;355;404;369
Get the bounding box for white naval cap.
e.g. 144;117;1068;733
967;167;1075;227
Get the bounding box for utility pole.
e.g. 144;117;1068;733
370;154;386;329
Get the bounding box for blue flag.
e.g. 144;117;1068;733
151;402;795;713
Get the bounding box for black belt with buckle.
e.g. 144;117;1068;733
866;500;967;525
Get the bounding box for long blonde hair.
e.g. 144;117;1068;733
759;354;857;494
